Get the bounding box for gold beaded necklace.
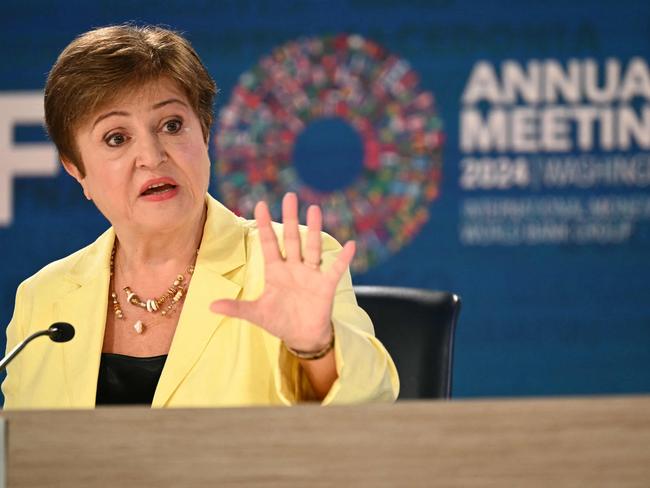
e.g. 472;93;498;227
110;242;198;334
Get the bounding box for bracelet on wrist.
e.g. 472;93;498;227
284;327;335;361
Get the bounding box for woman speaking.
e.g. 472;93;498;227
2;25;398;408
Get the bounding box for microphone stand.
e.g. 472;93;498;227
0;323;74;373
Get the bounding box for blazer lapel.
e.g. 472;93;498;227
153;196;247;407
56;228;114;408
51;196;248;408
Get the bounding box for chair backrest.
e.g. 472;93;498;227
354;286;461;400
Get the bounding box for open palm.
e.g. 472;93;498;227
210;193;356;352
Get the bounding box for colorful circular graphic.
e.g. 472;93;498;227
216;34;444;272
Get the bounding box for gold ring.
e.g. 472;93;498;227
304;260;321;270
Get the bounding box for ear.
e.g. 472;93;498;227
61;157;92;201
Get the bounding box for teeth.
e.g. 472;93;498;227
147;183;167;190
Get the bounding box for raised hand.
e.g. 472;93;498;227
209;192;356;353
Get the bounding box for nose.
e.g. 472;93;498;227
134;132;167;169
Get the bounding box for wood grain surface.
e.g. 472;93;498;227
2;396;649;487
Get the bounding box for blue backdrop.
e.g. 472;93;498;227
1;0;649;401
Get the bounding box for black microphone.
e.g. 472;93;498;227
48;322;75;342
0;322;75;373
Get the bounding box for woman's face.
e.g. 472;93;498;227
65;77;210;235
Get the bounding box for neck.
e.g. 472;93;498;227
114;203;207;275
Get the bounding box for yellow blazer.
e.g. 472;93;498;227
2;195;399;409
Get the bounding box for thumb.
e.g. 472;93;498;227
210;299;256;323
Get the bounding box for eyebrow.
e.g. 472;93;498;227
92;110;129;129
91;98;189;129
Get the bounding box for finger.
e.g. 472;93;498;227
326;240;356;284
304;205;322;269
282;192;302;262
254;201;283;264
210;299;260;325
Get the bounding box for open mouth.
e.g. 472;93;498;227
140;183;177;196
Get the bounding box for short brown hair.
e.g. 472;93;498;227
44;24;217;176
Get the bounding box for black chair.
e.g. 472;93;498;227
354;286;461;400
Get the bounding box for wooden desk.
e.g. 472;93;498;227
2;396;649;487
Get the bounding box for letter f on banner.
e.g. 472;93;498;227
0;93;57;227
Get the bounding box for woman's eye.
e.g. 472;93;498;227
105;133;127;147
163;119;183;134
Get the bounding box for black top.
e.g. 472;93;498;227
95;353;167;405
